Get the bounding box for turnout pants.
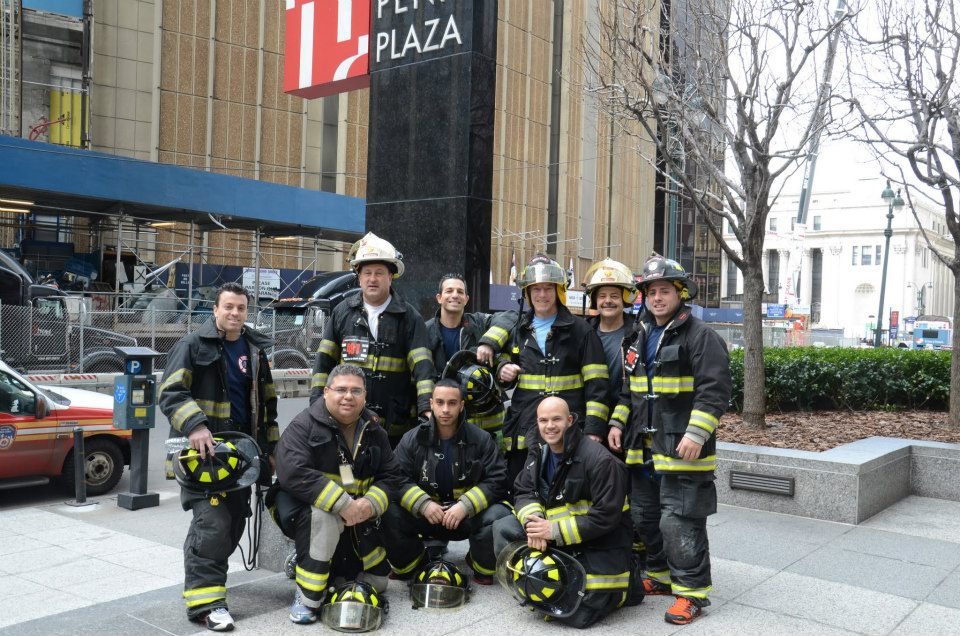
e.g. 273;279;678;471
630;470;716;605
492;515;631;629
274;490;390;610
382;503;512;577
182;488;251;618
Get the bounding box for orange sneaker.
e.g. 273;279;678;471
664;596;702;625
642;578;672;596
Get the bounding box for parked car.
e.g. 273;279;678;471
0;359;131;495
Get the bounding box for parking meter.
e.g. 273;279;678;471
113;346;160;510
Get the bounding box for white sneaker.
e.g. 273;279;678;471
204;607;235;632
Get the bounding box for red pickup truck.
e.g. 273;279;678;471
0;360;131;495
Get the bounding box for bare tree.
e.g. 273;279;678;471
585;0;851;426
845;0;960;428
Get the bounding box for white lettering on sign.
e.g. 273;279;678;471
375;14;462;63
377;0;445;20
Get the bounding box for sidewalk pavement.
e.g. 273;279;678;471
1;493;958;636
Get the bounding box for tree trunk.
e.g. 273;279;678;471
951;268;960;429
741;264;767;427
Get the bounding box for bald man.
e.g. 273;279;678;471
492;397;638;628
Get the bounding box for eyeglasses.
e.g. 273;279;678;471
328;386;365;397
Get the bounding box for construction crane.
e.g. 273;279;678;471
782;0;849;310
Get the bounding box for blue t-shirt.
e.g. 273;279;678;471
434;437;456;501
439;324;461;361
221;337;251;428
543;449;564;485
532;314;557;353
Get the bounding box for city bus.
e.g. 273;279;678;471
912;316;953;350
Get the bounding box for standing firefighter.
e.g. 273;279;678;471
610;256;731;625
158;282;279;632
476;255;609;486
310;232;435;446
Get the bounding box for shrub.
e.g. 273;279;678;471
728;347;950;412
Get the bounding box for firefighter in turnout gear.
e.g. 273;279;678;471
310;232;436;446
382;379;511;584
492;397;636;629
271;364;403;625
476;254;609;487
425;273;511;435
158;282;279;632
609;256;731;625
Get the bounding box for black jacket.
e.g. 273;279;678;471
612;305;731;475
158;318;279;453
586;311;640;411
274;400;402;518
393;414;507;518
513;425;632;554
425;310;496;375
310;289;436;439
479;305;610;450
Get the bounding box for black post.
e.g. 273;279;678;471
874;205;895;347
72;427;86;504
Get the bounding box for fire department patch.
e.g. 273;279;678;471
0;425;16;450
624;346;639;373
341;337;370;363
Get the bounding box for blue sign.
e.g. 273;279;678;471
766;304;787;318
114;384;127;405
126;360;141;374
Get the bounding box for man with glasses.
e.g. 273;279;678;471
271;363;403;624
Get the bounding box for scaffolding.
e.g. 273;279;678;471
0;0;20;137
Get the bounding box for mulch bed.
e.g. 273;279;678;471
718;410;960;452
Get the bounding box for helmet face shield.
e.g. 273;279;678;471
321;581;384;632
496;542;586;618
518;255;568;306
411;559;470;609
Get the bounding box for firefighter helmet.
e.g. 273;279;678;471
583;258;638;308
636;256;698;301
496;542;586;618
348;232;405;279
320;580;384;632
441;350;504;418
172;431;261;497
517;254;567;306
410;559;470;609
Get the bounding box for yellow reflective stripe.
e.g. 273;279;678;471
646;569;672;584
372;356;406;372
195;399;231;419
317;339;339;357
183;585;227;607
651;376;695;393
652;454;717;472
407;347;431;368
416;379;435;397
264;383;277;400
557;517;582;545
467;552;496;575
160;368;192;394
625;448;646;465
672;583;712;599
611;403;630;426
362;546;387;569
516;434;526;450
266;425;280;442
689;409;719;435
463;486;488;513
311;372;328;389
516;373;584;392
586;401;609;420
629;376;648;392
545;499;590;520
295;565;329;592
365;485;389;512
467;411;503;431
516;502;545;524
581;364;609;382
170;400;203;430
393;550;424;574
483;325;509;347
314;480;347;511
401;485;430;512
585;571;630;590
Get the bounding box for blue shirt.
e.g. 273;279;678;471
532;314;557;353
439;324;461;361
221;337;251;428
543;449;564;485
645;325;666;380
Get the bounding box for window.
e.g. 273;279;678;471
813;216;821;231
875;245;882;265
767;251;780;291
852;246;859;266
922;248;929;268
861;245;872;266
769;217;777;232
0;370;37;415
726;258;738;297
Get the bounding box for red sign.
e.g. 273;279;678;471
891;310;899;328
284;0;371;99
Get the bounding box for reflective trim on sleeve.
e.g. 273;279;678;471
159;368;192;394
311;372;328;390
483;325;510;348
581;363;609;382
313;480;348;511
586;401;610;420
317;339;339;357
407;347;432;368
611;403;630;426
170;400;203;431
416;379;435;397
652;454;716;472
689;409;719;435
516;502;545;525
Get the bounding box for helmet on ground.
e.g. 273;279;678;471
496;541;586;618
321;580;384;632
349;232;404;279
410;559;469;609
583;258;638;308
636;256;698;301
172;431;261;497
517;254;567;306
441;350;503;418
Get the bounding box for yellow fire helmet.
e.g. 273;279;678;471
348;232;405;279
517;254;567;306
321;580;384;632
496;541;586;619
582;258;638;308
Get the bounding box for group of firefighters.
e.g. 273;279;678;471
158;231;732;632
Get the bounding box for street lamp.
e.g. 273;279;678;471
874;180;905;346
